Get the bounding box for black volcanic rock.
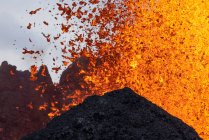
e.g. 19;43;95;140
59;57;89;90
22;88;202;140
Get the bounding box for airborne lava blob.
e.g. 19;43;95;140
25;0;209;139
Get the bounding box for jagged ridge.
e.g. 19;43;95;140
0;61;59;140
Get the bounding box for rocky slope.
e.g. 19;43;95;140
22;88;202;140
0;61;59;140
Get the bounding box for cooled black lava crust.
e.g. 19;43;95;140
22;88;202;140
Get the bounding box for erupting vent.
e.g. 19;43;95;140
22;0;209;139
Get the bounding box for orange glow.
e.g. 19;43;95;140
48;102;60;119
62;1;209;138
41;65;47;77
26;0;209;138
30;65;38;81
39;103;48;111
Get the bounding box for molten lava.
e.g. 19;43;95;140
30;65;38;81
25;0;209;139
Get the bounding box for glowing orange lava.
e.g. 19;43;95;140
30;65;38;81
27;0;209;139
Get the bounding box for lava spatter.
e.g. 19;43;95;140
24;0;209;139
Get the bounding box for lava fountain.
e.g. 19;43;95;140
25;0;209;139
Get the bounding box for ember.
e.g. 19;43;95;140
1;0;209;139
27;23;32;29
29;8;41;15
30;65;38;81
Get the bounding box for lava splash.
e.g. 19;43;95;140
24;0;209;139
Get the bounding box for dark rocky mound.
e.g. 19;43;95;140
0;61;60;140
22;88;202;140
